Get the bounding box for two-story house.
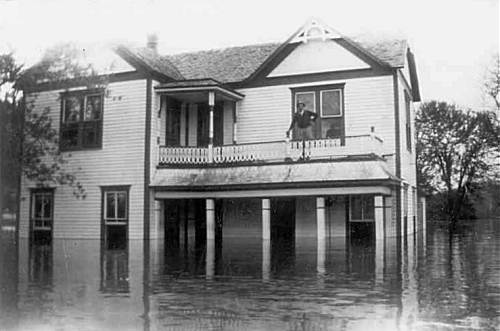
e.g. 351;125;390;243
18;19;425;250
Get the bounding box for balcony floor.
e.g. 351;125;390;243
152;158;398;197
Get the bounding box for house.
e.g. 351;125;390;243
18;19;425;250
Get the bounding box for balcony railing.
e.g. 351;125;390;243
158;134;384;166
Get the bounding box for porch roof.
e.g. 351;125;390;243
151;159;399;191
155;78;244;101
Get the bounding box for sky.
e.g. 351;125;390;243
0;0;498;110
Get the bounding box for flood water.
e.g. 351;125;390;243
1;220;499;331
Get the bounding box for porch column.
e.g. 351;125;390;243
262;238;271;281
375;195;385;283
316;197;326;240
208;91;215;163
262;198;271;240
206;236;215;280
206;198;215;240
374;195;385;241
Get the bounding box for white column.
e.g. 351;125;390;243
206;237;215;280
208;91;215;163
374;196;385;241
316;197;326;240
317;235;326;275
206;198;215;240
262;198;271;240
262;238;271;281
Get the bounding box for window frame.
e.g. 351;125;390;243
60;89;104;151
30;188;55;231
290;83;346;142
349;195;375;222
319;89;343;118
102;186;130;226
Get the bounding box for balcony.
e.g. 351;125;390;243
158;134;385;166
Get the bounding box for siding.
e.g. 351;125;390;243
19;79;147;239
236;76;396;159
398;72;418;222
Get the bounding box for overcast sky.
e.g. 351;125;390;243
0;0;498;110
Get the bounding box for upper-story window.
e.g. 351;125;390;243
60;90;104;151
291;84;345;141
404;91;412;152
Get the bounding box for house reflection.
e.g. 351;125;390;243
100;244;129;294
28;241;53;285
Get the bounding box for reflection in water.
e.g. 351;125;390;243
0;220;499;330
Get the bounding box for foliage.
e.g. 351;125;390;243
1;43;109;200
483;53;500;113
416;101;500;223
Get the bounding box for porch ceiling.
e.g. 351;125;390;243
151;159;398;191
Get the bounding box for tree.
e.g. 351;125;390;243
416;101;500;223
483;53;500;115
1;44;109;217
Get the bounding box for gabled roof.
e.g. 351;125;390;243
120;38;407;84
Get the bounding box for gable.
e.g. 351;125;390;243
268;40;371;78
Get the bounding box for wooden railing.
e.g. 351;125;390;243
158;134;384;165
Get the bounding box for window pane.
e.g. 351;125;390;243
64;96;81;123
34;194;43;218
321;117;342;139
42;195;52;219
351;196;362;220
106;193;115;219
82;122;99;147
363;196;374;220
321;90;341;117
295;92;315;113
117;192;127;219
61;123;79;149
84;95;102;121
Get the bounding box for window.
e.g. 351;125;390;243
350;195;374;221
31;190;54;231
104;190;128;225
291;84;344;140
61;90;104;151
405;91;412;152
102;186;129;248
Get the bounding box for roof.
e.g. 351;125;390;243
122;38;407;84
151;159;398;189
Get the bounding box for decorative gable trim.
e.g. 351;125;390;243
290;18;342;43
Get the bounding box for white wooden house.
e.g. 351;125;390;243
18;19;425;248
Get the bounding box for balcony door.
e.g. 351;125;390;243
197;102;224;147
166;98;181;147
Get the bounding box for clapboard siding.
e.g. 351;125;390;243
235;76;395;158
398;73;417;220
19;79;147;239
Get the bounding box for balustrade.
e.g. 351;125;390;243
159;134;384;165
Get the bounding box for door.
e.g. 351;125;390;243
30;189;54;244
166;98;181;147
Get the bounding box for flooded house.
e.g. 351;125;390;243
18;19;425;252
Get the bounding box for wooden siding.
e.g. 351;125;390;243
223;101;234;145
398;72;417;221
19;79;147;239
235;76;396;165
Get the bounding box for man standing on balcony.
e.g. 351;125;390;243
286;102;318;140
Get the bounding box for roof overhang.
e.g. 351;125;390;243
155;79;244;102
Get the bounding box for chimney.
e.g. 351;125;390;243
147;34;158;53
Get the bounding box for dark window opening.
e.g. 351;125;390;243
30;189;54;243
405;91;412;152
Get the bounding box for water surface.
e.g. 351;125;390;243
0;220;499;330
